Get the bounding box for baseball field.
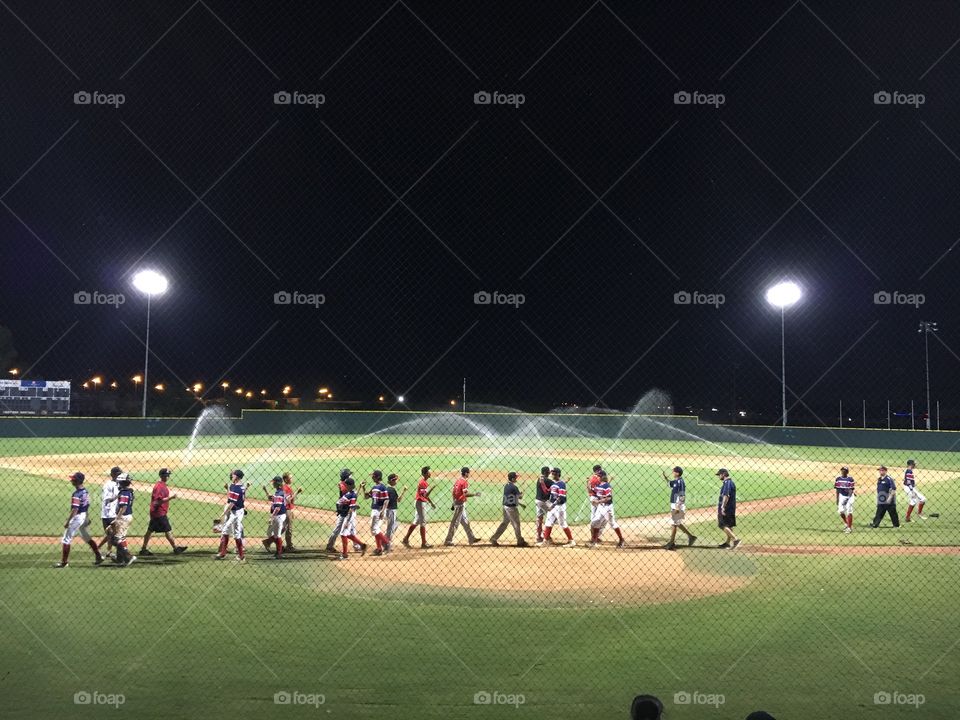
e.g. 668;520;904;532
1;425;958;718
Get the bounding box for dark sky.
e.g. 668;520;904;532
3;1;960;420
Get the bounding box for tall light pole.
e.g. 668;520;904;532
765;281;802;427
132;270;169;418
919;321;938;430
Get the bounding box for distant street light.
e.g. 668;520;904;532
154;383;165;392
8;368;19;376
765;281;802;427
192;382;203;394
235;388;243;395
282;385;292;396
91;376;102;389
132;269;169;418
919;321;939;430
398;395;405;403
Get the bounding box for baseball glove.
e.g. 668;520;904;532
212;518;224;534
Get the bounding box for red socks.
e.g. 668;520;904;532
275;538;283;557
847;514;853;529
536;519;543;541
543;527;552;540
564;528;573;541
61;544;70;564
404;525;415;543
88;540;102;559
906;506;913;521
218;536;229;556
419;526;427;544
590;528;599;542
614;528;623;541
234;538;244;559
375;533;388;550
840;512;847;524
341;536;349;554
918;502;925;515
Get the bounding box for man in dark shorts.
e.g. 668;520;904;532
716;468;740;549
140;468;186;555
871;465;900;528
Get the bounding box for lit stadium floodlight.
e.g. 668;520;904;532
132;270;169;418
765;281;802;427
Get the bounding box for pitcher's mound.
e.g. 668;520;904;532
332;544;752;605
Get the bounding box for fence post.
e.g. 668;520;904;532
862;400;866;429
839;400;843;428
911;400;915;430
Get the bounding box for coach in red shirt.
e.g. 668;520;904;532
443;467;481;546
140;468;187;555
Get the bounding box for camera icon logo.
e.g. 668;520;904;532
473;691;492;705
673;91;691;105
474;91;491;105
673;691;691;704
274;91;292;105
274;690;292;705
874;91;892;105
874;691;892;705
73;291;92;305
73;691;92;705
873;290;891;305
673;290;692;305
73;91;91;105
474;291;492;305
274;291;292;305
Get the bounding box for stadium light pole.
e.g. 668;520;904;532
765;281;802;427
132;270;169;418
919;321;938;430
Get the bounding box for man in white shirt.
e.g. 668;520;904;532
97;466;122;557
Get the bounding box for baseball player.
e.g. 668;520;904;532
216;469;247;561
383;473;406;551
871;465;900;528
489;471;528;547
55;472;104;567
364;470;390;555
261;476;287;558
108;473;137;566
534;466;553;543
326;469;362;553
834;466;855;533
140;468;186;555
402;466;435;549
540;468;575;547
903;459;927;522
589;470;624;547
334;478;367;560
281;472;302;551
97;466;122;558
587;464;604;539
444;467;481;546
716;468;740;549
663;466;696;549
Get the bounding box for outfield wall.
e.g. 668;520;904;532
1;410;959;451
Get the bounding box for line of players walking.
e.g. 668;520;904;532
55;458;930;566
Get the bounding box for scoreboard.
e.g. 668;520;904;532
0;379;71;415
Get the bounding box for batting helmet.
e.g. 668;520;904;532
340;468;352;481
508;471;518;481
272;475;283;486
551;467;562;477
370;470;383;480
68;472;85;484
906;459;916;467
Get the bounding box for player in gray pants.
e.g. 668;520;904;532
490;471;529;547
444;467;481;545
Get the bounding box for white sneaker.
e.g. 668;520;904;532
335;554;347;561
843;527;852;534
54;562;69;568
535;540;544;546
564;540;576;547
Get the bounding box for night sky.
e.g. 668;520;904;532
3;1;960;421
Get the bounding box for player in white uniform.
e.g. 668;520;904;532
903;459;927;522
56;472;104;567
540;468;575;547
97;466;121;558
588;471;625;547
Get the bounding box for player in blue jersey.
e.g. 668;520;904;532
334;478;367;560
716;468;740;549
539;468;575;547
56;472;104;568
108;473;137;566
261;476;288;558
834;466;855;533
662;466;696;549
364;470;390;555
903;459;928;522
216;469;247;561
589;472;625;547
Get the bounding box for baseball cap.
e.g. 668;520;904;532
109;466;122;477
461;466;470;475
117;472;131;484
716;468;728;476
840;466;849;472
906;458;916;466
673;466;683;474
344;477;356;487
387;473;398;482
421;466;430;475
507;471;518;481
69;471;85;483
272;475;283;484
878;465;887;471
370;470;383;480
159;468;171;477
232;469;244;479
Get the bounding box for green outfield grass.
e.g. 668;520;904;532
1;431;959;719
